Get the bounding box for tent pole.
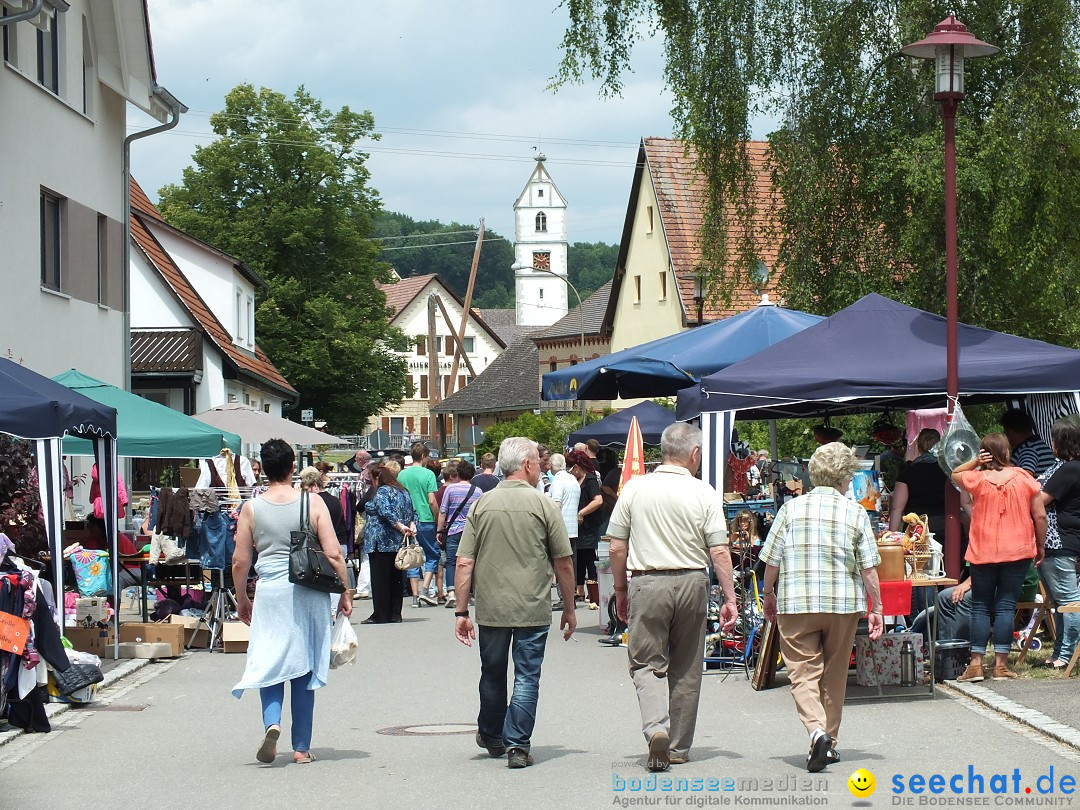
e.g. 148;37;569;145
769;419;779;506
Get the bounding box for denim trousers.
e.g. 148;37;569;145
1038;554;1080;661
477;625;549;750
260;673;316;752
408;522;440;578
969;559;1030;654
443;532;462;590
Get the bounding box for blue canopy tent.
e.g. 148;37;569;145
677;293;1080;512
0;358;119;632
542;302;824;402
568;401;676;447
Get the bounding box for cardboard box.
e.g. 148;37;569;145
855;632;925;687
221;621;250;653
167;614;210;649
118;622;184;658
74;597;109;624
118;641;173;659
64;626;116;657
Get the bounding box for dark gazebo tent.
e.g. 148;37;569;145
0;358;119;627
677;294;1080;501
568;400;676;447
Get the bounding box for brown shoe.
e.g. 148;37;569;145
669;753;689;765
956;662;984;683
993;665;1018;680
647;731;670;772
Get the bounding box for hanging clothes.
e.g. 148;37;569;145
196;451;254;496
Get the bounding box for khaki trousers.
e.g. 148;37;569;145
627;571;707;757
776;612;861;744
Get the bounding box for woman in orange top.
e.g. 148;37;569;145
951;433;1045;682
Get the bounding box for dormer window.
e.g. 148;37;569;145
535;212;547;232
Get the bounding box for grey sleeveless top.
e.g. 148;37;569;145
249;495;305;576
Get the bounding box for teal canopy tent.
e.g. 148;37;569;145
53;369;241;458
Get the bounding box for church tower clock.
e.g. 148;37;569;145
513;154;568;328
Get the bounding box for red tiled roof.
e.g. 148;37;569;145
129;181;296;395
606;138;783;329
130;177;164;220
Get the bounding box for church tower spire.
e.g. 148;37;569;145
513;153;568;328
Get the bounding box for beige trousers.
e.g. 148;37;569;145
776;612;861;744
627;571;707;757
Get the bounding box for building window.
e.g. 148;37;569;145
633;275;641;304
416;335;426;356
549;360;557;372
96;214;107;304
570;356;579;366
419;375;428;399
445;334;454;354
235;289;243;341
2;7;11;64
539;288;544;300
37;14;59;94
535;212;547;232
647;205;654;234
40;191;62;291
463;336;475;354
246;295;255;347
659;272;667;301
537;189;544;198
264;404;271;413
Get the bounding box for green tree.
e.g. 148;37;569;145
568;241;618;300
556;2;1080;345
374;212;516;308
477;411;584;455
157;85;407;432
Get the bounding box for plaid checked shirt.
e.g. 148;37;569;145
760;486;881;615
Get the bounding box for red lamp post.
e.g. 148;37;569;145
901;17;998;578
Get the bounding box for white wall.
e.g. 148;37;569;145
513;160;569;327
0;3;130;384
130;250;192;328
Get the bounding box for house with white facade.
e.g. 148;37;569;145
367;273;505;450
0;0;180;385
513;154;569;328
128;178;296;416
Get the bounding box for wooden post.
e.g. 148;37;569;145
434;295;478;376
427;295;440;408
446;220;484;396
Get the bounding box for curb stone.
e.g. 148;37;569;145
0;657;153;748
944;680;1080;751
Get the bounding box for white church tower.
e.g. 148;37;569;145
514;154;568;328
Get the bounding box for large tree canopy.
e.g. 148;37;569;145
158;85;407;432
557;1;1080;345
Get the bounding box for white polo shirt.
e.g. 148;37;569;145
606;464;728;571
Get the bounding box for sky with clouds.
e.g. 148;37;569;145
129;0;688;246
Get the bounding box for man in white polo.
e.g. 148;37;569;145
607;422;737;772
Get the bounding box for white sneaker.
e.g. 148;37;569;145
418;593;437;606
445;594;457;609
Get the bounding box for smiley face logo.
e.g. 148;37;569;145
848;768;876;798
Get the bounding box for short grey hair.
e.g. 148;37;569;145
661;422;701;462
809;442;860;490
298;466;322;489
499;437;537;475
549;453;566;472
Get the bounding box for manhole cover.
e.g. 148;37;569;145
376;723;476;737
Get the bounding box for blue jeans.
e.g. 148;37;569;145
910;586;972;642
260;673;316;752
970;559;1029;654
477;625;549;751
408;522;440;578
1038;555;1080;662
444;532;462;590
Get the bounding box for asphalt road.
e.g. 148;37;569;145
4;601;1080;809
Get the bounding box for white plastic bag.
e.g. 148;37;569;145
330;617;357;669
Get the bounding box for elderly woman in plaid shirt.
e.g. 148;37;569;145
760;442;884;774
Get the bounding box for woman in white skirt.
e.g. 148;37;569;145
231;438;353;764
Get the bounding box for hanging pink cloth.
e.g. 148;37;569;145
88;463;129;519
905;409;949;460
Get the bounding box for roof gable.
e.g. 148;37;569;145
377;273;506;349
603;138;781;331
514;158;567;210
130;208;296;395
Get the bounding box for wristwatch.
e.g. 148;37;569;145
454;611;470;618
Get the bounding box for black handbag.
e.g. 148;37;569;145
289;494;345;594
52;662;104;696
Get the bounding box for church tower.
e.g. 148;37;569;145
514;154;568;328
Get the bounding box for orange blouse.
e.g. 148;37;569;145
957;469;1040;564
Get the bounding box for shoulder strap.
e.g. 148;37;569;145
445;484;477;530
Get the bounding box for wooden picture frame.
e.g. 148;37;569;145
751;618;781;691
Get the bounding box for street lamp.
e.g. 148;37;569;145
512;261;587;425
901;16;998;578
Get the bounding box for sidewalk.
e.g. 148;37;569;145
948;673;1080;750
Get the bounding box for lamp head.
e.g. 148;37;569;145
900;16;999;98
